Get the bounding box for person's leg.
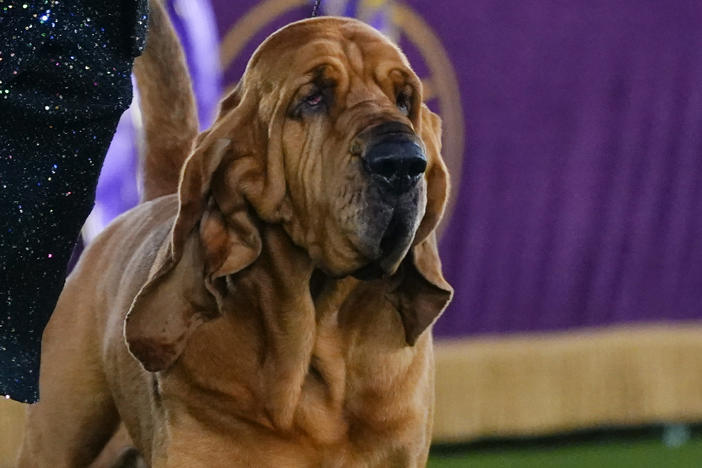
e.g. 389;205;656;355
0;0;147;402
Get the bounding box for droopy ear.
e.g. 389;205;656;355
414;104;449;243
394;232;453;345
125;100;263;371
394;104;453;345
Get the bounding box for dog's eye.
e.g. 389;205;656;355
289;88;330;119
396;92;411;116
303;91;325;110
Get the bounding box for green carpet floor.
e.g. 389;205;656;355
428;431;702;467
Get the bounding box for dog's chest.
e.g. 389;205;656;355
166;277;431;463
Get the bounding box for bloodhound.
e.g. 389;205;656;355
18;5;452;468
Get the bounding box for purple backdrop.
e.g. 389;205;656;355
430;1;702;336
96;1;702;339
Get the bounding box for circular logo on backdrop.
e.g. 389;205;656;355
219;0;464;230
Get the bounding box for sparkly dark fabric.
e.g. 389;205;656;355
0;0;147;403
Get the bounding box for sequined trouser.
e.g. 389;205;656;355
0;0;146;403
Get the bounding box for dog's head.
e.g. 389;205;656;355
126;17;453;371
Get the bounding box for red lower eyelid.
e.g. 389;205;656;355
307;94;323;105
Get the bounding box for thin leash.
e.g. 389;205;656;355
311;0;322;17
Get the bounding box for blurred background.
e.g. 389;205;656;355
3;1;702;466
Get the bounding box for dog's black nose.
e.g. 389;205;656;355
364;137;427;194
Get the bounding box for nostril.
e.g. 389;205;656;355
370;154;426;179
406;156;427;177
370;155;402;179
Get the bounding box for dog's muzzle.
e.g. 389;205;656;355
350;122;428;279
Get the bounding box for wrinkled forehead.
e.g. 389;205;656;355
245;17;413;86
